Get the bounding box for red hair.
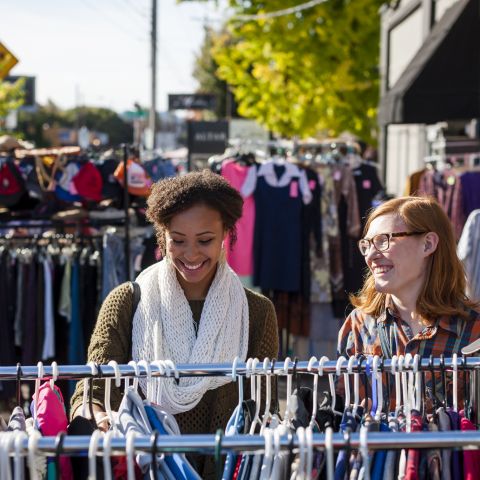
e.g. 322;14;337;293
350;196;478;323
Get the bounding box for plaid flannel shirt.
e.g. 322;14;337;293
337;296;480;410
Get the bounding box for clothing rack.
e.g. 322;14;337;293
1;357;478;380
3;431;480;456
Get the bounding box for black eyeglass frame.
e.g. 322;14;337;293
357;231;426;256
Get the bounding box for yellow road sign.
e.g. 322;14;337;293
0;42;19;80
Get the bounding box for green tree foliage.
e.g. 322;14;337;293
0;78;25;117
210;0;383;143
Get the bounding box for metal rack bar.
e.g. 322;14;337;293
4;431;480;456
1;357;479;381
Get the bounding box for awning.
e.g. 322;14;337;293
378;0;480;125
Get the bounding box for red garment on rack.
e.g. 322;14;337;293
460;410;480;480
404;411;423;480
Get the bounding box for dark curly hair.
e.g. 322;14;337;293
146;169;244;254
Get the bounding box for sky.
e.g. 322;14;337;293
1;0;229;113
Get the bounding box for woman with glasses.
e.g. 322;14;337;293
338;195;480;377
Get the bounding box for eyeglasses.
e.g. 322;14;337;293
357;231;426;256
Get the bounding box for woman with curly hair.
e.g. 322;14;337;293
71;170;278;477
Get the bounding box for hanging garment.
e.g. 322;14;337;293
404;410;423;480
446;409;463;480
460;410;480;480
115;387;200;479
250;162;310;292
222;160;256;277
426;421;442;480
457;209;480;302
437;407;452;480
31;382;73;480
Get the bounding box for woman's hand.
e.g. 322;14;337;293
73;403;110;432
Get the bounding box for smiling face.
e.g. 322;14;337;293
364;213;431;301
165;203;226;299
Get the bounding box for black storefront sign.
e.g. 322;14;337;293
5;75;36;107
187;121;229;170
168;93;216;111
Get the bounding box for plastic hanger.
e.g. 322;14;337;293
413;355;422;412
32;361;44;427
231;357;244;430
126;430;137;480
440;354;448;408
13;430;27;480
138;360;153;404
348;356;360;417
260;358;272;434
150;360;166;406
249;358;263;435
81;362;98;419
372;356;383;421
283;357;293;424
336;356;350;413
305;426;313;480
297;427;306;480
15;363;22;407
259;427;273;480
102;430;114;480
403;354;413;431
325;427;334;480
104;361;121;431
359;426;370;480
49;361;58;391
27;429;42;480
307;356;318;429
0;432;14;480
452;353;458;412
88;429;102;480
391;355;401;415
150;430;160;480
126;360;140;394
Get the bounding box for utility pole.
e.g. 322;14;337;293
149;0;157;150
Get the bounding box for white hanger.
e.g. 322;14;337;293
81;362;98;419
325;427;334;480
27;429;41;480
413;355;422;412
137;360;152;404
297;427;306;480
260;358;272;434
398;355;407;413
452;353;458;412
49;361;58;391
307;356;318;429
245;358;254;400
336;357;350;412
102;430;114;480
163;359;179;383
0;433;14;480
359;426;370;480
391;355;402;415
305;427;314;480
126;430;137;480
88;429;103;480
104;361;121;430
403;354;412;432
348;356;360;417
33;362;44;427
259;427;273;480
249;358;263;435
372;356;383;421
126;360;140;394
283;357;293;424
231;357;244;430
14;430;27;480
150;360;166;406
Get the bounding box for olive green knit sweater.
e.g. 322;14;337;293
70;282;278;476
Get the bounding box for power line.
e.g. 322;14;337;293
119;0;149;20
232;0;328;22
79;0;147;43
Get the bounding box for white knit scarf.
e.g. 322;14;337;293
131;257;249;415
